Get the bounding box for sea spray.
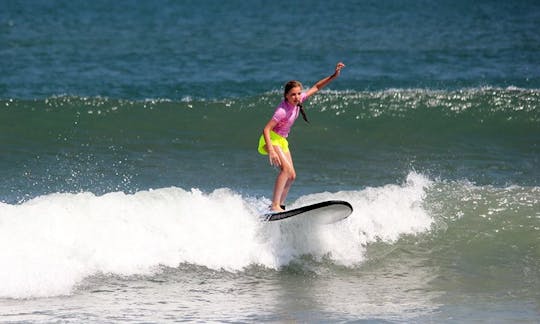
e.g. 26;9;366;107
270;172;433;266
0;172;433;299
0;188;263;298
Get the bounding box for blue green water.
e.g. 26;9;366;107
1;0;539;322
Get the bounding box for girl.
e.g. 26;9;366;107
258;62;345;212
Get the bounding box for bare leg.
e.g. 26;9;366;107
278;150;295;206
271;146;296;211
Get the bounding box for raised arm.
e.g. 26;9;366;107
304;62;346;98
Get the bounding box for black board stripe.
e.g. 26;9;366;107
264;200;353;222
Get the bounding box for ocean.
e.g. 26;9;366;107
1;0;539;322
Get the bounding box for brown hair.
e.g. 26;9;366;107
283;80;303;98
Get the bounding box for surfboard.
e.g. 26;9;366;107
264;200;353;224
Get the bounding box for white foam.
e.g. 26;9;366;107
0;172;433;299
265;172;434;267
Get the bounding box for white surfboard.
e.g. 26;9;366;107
264;200;353;224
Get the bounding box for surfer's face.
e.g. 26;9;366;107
285;86;302;105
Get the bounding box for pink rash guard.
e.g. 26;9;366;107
271;92;308;138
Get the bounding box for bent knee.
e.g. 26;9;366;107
285;168;296;181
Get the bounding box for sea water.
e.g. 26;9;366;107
1;0;539;322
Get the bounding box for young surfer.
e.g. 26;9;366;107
258;62;345;212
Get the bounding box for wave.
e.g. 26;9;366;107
2;88;538;139
0;172;433;299
2;171;539;299
1;87;538;202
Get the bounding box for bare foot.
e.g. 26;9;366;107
271;204;285;212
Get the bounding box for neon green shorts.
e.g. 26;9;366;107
258;131;289;155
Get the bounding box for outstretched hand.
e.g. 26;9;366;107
335;62;346;76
